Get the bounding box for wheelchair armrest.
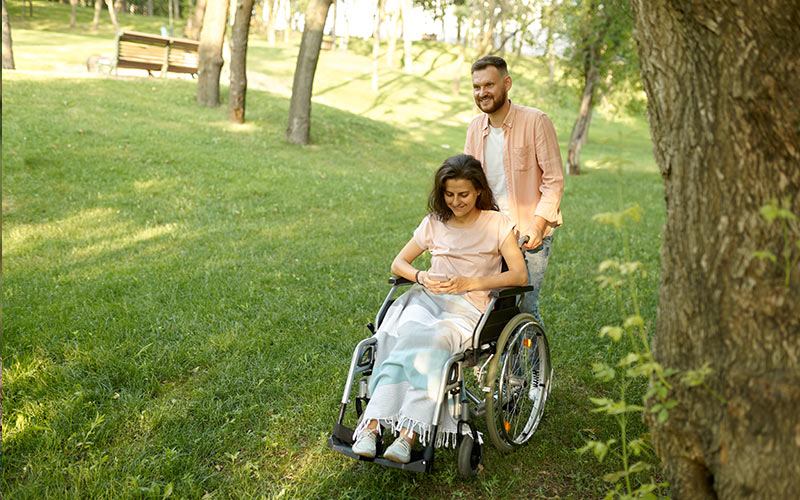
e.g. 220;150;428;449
388;276;414;286
489;285;533;298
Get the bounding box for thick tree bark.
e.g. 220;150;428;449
565;66;597;175
185;0;206;39
197;0;230;107
2;0;14;70
631;1;800;499
285;0;332;145
228;0;255;123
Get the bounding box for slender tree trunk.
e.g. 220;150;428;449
266;0;278;45
147;0;153;16
631;1;800;498
338;0;349;50
285;0;333;145
228;0;255;123
93;0;101;28
452;6;477;94
104;0;119;31
565;65;596;175
475;0;498;57
69;0;78;27
385;7;397;68
330;0;336;47
185;0;206;39
371;0;384;92
400;0;412;74
197;0;230;107
282;0;290;42
2;0;14;70
173;0;180;18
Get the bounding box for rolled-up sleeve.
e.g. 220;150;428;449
532;113;564;225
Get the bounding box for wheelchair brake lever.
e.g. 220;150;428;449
518;235;530;249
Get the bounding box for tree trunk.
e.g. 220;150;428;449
185;0;206;39
266;0;278;45
631;1;800;498
228;0;255;123
104;0;119;31
385;8;397;68
285;0;333;145
2;0;14;70
92;0;101;29
371;0;384;92
282;0;290;42
197;0;230;107
70;0;77;27
400;0;412;74
452;5;477;95
330;0;336;47
565;65;596;175
147;0;153;16
173;0;180;18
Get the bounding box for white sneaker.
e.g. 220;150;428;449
351;429;378;458
383;436;412;463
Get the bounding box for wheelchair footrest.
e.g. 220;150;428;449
327;433;434;473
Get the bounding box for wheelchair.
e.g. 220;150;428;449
327;273;553;477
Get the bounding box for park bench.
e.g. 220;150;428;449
113;31;200;77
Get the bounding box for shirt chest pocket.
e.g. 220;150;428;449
511;145;534;170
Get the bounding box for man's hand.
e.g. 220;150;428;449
522;216;548;251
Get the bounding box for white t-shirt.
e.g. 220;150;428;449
484;125;510;215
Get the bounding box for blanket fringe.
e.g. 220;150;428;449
353;416;484;449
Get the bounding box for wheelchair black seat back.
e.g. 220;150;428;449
327;274;553;477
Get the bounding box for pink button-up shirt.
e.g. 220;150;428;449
464;101;564;237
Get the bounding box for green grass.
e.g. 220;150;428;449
3;2;664;498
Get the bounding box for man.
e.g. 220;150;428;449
464;55;564;327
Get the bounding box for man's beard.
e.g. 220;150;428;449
477;88;507;114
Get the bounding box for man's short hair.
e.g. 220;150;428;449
471;56;508;76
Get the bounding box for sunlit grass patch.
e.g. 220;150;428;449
3;6;663;498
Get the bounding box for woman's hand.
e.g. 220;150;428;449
426;275;473;295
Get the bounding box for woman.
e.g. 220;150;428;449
352;154;527;463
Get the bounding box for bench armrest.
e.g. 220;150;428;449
489;285;533;298
388;276;414;286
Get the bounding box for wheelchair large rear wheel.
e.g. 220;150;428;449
485;313;552;452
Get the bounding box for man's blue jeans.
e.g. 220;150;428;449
520;235;553;329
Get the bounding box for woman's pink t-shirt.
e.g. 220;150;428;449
413;210;516;312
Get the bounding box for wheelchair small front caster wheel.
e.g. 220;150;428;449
457;433;481;478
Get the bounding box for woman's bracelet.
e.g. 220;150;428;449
415;270;422;284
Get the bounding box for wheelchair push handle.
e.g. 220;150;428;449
517;235;530;248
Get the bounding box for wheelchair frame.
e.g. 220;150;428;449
327;276;553;477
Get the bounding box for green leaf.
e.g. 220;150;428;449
598;260;620;272
600;326;624;342
623;203;645;222
681;361;713;387
759;202;780;222
162;482;174;500
620;261;644;275
753;250;777;263
592;362;616;382
624;315;644;329
618;352;641;366
658;408;669;422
